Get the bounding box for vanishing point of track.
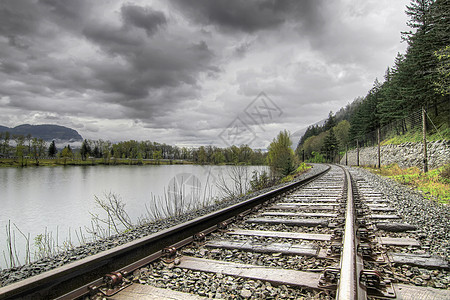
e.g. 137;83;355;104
0;165;448;299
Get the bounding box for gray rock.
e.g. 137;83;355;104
240;288;252;298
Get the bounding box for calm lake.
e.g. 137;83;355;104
0;164;268;268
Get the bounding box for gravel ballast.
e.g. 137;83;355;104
346;166;450;260
347;166;450;290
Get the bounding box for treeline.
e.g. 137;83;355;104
80;139;266;165
0;133;266;166
297;0;450;162
0;132;47;164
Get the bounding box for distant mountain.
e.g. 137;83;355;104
0;124;83;142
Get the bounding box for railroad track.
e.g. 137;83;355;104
0;165;449;299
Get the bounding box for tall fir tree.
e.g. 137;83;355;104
48;140;57;157
321;129;338;162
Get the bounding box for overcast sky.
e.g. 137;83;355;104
0;0;410;148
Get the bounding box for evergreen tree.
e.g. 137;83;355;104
80;140;91;161
377;55;409;125
323;111;336;131
321;129;338;162
401;0;446;113
48;140;57;157
432;0;450;95
348;104;365;143
435;45;450;95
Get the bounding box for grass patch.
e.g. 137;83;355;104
280;163;312;183
296;162;312;173
366;163;450;204
381;131;423;145
381;123;450;146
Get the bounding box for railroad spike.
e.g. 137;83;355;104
358;243;373;257
319;268;340;287
97;271;132;297
357;228;370;240
217;221;229;230
162;246;177;263
328;242;342;256
193;232;206;241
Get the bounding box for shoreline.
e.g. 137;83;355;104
0;158;268;168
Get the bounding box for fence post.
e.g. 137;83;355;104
356;140;359;167
422;107;428;173
345;144;348;166
377;128;381;169
302;149;305;163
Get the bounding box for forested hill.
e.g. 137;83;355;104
0;124;83;142
296;0;450;162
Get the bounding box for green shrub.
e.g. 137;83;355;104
439;164;450;183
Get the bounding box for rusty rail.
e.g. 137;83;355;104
0;166;330;300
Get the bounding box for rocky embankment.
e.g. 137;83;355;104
341;140;450;169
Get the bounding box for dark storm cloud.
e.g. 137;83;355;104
169;0;324;33
79;4;215;101
39;0;89;20
82;22;214;99
0;0;216;123
0;60;26;74
0;1;40;37
121;4;167;36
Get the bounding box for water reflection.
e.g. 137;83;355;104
0;165;268;268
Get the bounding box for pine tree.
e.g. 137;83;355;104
349;103;365;144
321;129;338;162
80;140;91;161
435;45;450;95
432;0;450;95
323;111;336;131
401;0;446;112
48;140;57;157
377;55;409;125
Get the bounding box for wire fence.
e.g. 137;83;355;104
343;98;450;170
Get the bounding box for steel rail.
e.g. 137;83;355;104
336;167;366;300
0;166;330;300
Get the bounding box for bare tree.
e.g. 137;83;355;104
87;192;133;237
216;165;251;198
